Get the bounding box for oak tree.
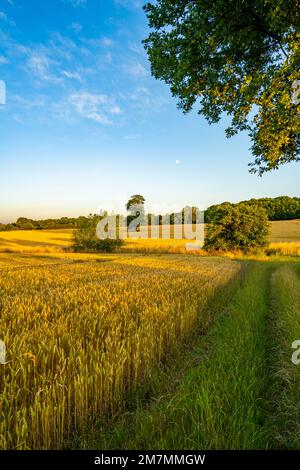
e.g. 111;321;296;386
144;0;300;174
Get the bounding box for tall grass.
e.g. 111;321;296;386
267;265;300;448
267;242;300;257
0;253;238;449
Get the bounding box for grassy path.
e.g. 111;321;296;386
267;264;300;448
76;259;300;450
108;262;271;450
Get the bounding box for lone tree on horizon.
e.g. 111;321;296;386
144;0;300;175
126;194;146;228
126;195;146;211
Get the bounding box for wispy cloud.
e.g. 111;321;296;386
27;52;49;76
65;0;87;7
0;6;169;129
62;70;82;81
0;10;15;26
110;105;121;115
82;37;115;48
126;85;170;114
26;50;62;84
12;94;46;108
16;32;82;86
48;33;77;61
128;41;145;55
124;61;148;77
54;91;121;125
114;0;145;10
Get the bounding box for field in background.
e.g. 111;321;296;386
268;242;300;256
268;219;300;242
0;219;300;254
0;229;72;252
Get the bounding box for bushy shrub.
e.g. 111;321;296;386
204;203;269;253
72;215;124;253
73;238;124;253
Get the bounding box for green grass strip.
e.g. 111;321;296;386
95;262;272;449
267;264;300;448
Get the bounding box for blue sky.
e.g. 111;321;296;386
0;0;299;223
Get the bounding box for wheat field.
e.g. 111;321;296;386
0;252;239;449
0;219;299;254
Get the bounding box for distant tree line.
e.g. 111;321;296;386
0;208;200;231
205;197;300;223
1;196;299;232
0;216;91;232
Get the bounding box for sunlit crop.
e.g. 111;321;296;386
0;220;299;254
0;253;238;449
268;242;300;256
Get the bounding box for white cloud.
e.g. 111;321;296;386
124;61;148;77
126;86;170;114
110;105;121;115
54;91;121;125
21;33;80;84
129;85;150;103
62;70;82;81
128;41;145;55
83;111;111;124
66;0;86;7
0;10;15;26
69;93;111;124
26;50;62;83
83;37;114;48
28;53;48;75
48;33;77;61
114;0;144;10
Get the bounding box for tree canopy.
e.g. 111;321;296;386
144;0;300;174
205;196;300;222
204;203;269;252
126;195;146;211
